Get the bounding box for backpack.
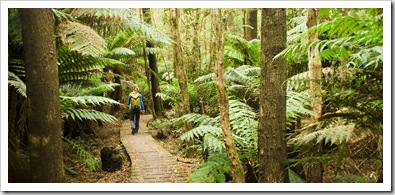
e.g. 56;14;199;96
129;92;140;109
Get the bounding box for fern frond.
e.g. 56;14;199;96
56;20;106;56
286;90;314;126
63;137;99;171
194;72;215;84
226;67;254;86
8;71;26;97
188;153;230;183
224;45;244;64
65;8;172;44
62;108;117;123
52;8;75;22
180;125;222;143
107;47;135;58
57;45;124;85
203;134;225;153
174;113;219;127
85;83;119;95
60;95;120;106
289;123;355;148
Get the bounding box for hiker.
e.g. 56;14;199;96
128;84;145;135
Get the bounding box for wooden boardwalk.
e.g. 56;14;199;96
119;115;187;183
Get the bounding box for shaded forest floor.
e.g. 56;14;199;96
63;111;201;183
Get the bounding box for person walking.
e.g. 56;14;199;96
128;84;145;134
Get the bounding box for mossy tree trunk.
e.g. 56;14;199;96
212;8;245;183
305;8;324;183
170;8;191;116
21;8;64;182
258;8;289;183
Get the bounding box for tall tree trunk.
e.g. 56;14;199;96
140;8;154;117
212;8;245;183
209;11;216;70
192;9;206;115
170;8;191;115
143;8;163;118
243;8;258;65
258;8;289;183
246;8;258;41
21;8;64;182
305;8;323;183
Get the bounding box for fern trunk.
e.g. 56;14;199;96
21;8;64;182
143;8;163;118
305;8;323;183
258;8;289;183
212;8;245;183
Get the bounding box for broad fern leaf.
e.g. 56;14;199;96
203;134;225;153
62;108;117;123
289;123;355;148
60;95;120;106
56;21;106;57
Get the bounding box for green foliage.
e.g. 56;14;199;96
60;95;119;123
63;137;99;171
178;99;258;158
289;123;355;149
224;34;260;66
288;169;305;183
8;71;26;97
157;80;181;108
64;8;172;45
56;20;106;56
151;118;172;130
61;95;120;106
286;90;314;127
188;153;231;183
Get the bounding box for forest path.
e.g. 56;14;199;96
120;114;187;183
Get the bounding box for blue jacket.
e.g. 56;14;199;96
128;92;145;110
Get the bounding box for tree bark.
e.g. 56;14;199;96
170;8;191;115
21;8;64;182
212;8;245;183
191;9;207;115
143;8;163;118
305;8;323;183
258;8;289;183
246;8;258;41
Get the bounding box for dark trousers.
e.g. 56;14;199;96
130;107;141;133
